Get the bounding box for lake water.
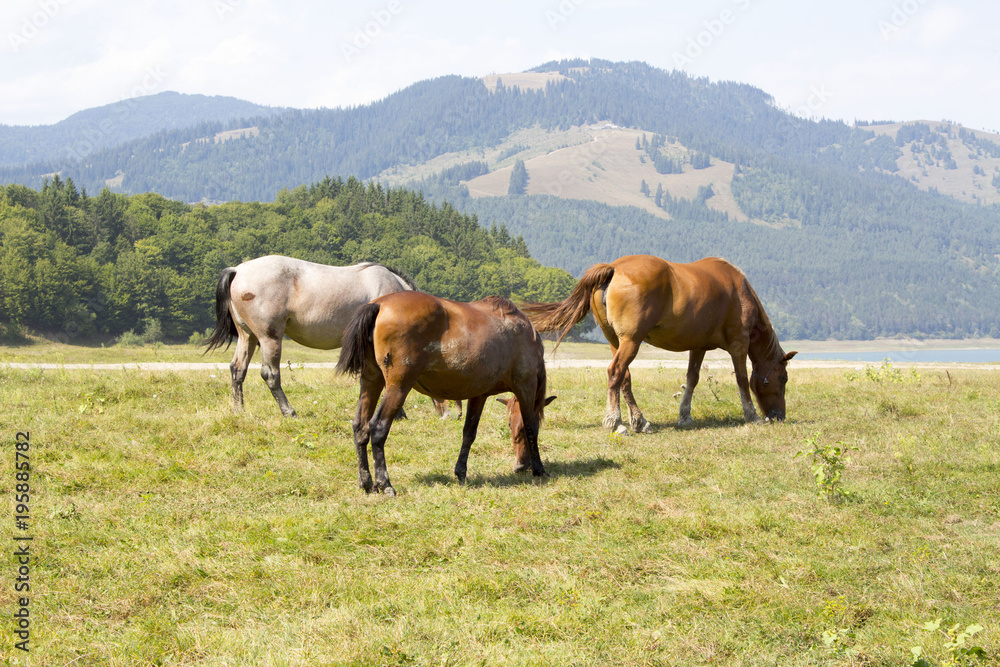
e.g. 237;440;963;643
797;349;1000;363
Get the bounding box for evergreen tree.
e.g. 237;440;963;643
508;159;529;195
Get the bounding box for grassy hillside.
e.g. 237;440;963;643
461;125;746;223
380;123;747;222
865;121;1000;205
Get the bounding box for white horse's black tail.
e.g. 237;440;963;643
203;267;238;353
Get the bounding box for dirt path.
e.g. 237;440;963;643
4;359;999;371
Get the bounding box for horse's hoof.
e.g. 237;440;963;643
634;417;652;434
602;414;621;431
615;424;629;436
383;486;396;497
359;480;373;494
677;415;694;427
513;463;530;474
532;467;547;478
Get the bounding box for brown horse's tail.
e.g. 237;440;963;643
336;302;380;377
522;263;616;349
203;267;238;353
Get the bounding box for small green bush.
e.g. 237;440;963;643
115;329;143;347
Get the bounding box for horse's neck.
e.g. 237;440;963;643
748;323;782;368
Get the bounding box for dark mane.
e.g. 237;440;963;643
744;277;784;362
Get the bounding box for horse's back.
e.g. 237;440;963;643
609;255;739;287
602;255;753;351
372;292;532;350
371;292;542;399
228;255;411;348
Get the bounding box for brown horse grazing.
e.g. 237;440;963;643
335;291;554;495
204;255;460;418
524;255;796;432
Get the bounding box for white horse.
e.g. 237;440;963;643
205;255;460;418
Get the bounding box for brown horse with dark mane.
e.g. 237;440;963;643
523;255;796;432
336;291;554;495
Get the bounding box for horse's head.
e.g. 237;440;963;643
750;351;797;421
497;395;556;472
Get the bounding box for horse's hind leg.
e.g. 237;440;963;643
621;367;652;433
432;398;463;420
677;349;706;426
367;384;410;496
605;337;642;434
258;336;296;417
352;370;385;494
230;332;257;413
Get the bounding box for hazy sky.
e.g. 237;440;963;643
2;0;997;131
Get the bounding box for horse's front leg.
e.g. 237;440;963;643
454;395;487;484
677;349;706;426
518;404;547;478
729;351;760;423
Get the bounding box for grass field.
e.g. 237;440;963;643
2;345;998;665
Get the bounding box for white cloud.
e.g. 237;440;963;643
0;0;998;131
919;5;965;46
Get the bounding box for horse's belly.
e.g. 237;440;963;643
413;364;505;400
284;323;345;350
644;327;720;353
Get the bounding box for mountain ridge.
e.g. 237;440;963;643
0;91;281;169
2;59;999;339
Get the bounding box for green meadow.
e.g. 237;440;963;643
1;344;998;665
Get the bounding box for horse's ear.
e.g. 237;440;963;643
544;395;557;406
496;397;511;406
783;351;798;362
